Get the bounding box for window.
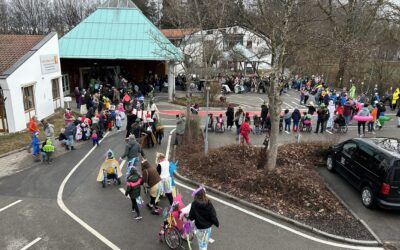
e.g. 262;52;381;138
343;142;357;156
52;78;60;100
392;167;400;183
22;85;35;111
246;40;253;49
355;145;376;171
62;74;70;93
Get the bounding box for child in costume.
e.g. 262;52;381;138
115;111;122;130
31;131;41;162
41;138;55;163
91;130;99;146
125;167;143;220
96;150;123;185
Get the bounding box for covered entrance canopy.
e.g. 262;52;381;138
59;0;181;99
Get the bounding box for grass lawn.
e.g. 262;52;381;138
0;110;71;155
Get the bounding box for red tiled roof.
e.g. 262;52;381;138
0;34;46;75
160;29;198;39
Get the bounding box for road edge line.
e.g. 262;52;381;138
56;132;121;250
20;237;42;250
322;178;383;245
0;199;22;212
168;132;382;249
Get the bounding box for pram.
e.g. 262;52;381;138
333;116;348;133
215;116;225;133
299;115;312;132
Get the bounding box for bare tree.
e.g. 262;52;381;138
235;0;317;171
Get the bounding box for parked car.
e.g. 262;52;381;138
326;137;400;209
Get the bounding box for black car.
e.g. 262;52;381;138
327;137;400;209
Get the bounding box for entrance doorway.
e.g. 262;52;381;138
79;66;120;89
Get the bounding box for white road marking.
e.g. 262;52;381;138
283;102;294;109
119;160;126;172
257;97;264;102
326;130;333;135
285;131;290;134
20;237;41;250
57;132;121;250
285;93;291;97
165;128;176;161
119;188;128;199
163;125;177;128
0;200;22;213
174;181;380;250
291;101;300;107
167;132;382;250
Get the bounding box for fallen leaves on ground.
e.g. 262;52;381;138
177;140;374;240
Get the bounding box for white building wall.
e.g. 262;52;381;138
2;34;62;133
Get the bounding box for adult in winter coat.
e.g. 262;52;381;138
357;104;370;137
125;168;142;220
189;187;219;250
41;119;55;145
175;114;186;145
260;103;269;129
234;107;245;140
64;121;77;150
141;160;162;213
120;135;145;168
291;109;301;132
315;104;329;134
326;100;336;129
239;117;251;145
225;104;234;130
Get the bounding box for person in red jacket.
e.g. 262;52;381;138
239;117;251;145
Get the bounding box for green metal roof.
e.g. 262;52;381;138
59;5;182;61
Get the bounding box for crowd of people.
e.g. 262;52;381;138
212;75;400;144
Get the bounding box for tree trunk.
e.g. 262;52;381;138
265;77;281;172
335;50;348;88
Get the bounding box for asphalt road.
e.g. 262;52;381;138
0;126;380;250
0;90;395;250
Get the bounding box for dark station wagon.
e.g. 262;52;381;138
327;137;400;209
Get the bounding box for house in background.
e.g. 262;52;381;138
0;32;63;133
161;25;272;75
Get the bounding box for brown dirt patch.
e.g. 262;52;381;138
176;140;374;240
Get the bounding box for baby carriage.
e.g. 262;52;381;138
96;150;123;188
332;116;348;133
299;115;312;132
159;194;195;250
215;116;225;133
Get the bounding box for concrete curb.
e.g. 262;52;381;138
321;173;383;245
0;146;30;159
170;145;382;247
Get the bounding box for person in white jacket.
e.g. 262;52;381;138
327;100;336;129
156;153;173;205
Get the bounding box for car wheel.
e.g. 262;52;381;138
326;155;335;172
361;186;375;208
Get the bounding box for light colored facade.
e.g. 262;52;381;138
174;26;272;74
0;33;63;133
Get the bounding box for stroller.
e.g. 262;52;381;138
332;115;348;133
299;114;312;132
215;115;225;133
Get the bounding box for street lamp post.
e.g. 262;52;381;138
204;81;210;155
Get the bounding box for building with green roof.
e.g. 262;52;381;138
59;0;181;100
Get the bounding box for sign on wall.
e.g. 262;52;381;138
40;55;59;75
